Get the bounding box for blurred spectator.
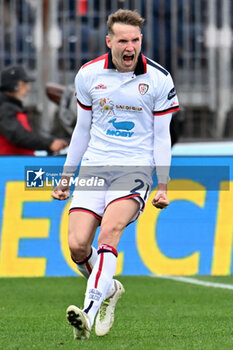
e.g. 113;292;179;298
0;66;68;155
46;82;76;141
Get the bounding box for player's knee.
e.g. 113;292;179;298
70;244;89;262
68;235;89;261
98;221;124;246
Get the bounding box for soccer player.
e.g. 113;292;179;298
52;9;179;340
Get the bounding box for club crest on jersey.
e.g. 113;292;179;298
138;83;149;95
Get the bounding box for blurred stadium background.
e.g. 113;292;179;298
1;3;233;347
0;0;232;140
0;0;233;279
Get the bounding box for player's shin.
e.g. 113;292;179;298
72;246;116;297
83;244;118;326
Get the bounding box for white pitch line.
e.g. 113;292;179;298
154;275;233;290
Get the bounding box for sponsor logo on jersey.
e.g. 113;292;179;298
106;118;135;138
95;83;107;89
138;83;149;95
100;98;142;115
106;129;134;138
168;87;176;100
99;98;114;114
116;104;143;112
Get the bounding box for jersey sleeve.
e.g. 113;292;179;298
63;104;92;173
74;68;92;110
153;113;172;184
153;74;179;116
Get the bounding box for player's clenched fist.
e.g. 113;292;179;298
152;184;169;209
51;176;70;200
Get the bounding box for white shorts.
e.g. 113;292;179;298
69;166;153;224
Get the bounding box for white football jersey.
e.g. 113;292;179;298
75;52;179;166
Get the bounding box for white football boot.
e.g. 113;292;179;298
66;305;91;340
95;279;125;336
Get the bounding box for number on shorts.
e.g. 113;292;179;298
130;179;144;195
144;183;150;200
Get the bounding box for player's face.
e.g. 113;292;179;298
106;23;142;72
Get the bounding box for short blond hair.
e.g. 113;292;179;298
107;9;145;35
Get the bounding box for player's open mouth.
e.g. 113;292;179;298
123;54;134;62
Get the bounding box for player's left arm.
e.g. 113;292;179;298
152;113;172;209
152;72;179;209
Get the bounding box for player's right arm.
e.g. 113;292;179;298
52;70;92;200
51;105;92;200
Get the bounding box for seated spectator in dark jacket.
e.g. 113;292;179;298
0;66;68;155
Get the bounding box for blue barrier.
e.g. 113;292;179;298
0;155;232;276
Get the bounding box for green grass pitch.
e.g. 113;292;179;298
1;276;233;349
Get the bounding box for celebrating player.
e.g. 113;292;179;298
52;9;179;340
